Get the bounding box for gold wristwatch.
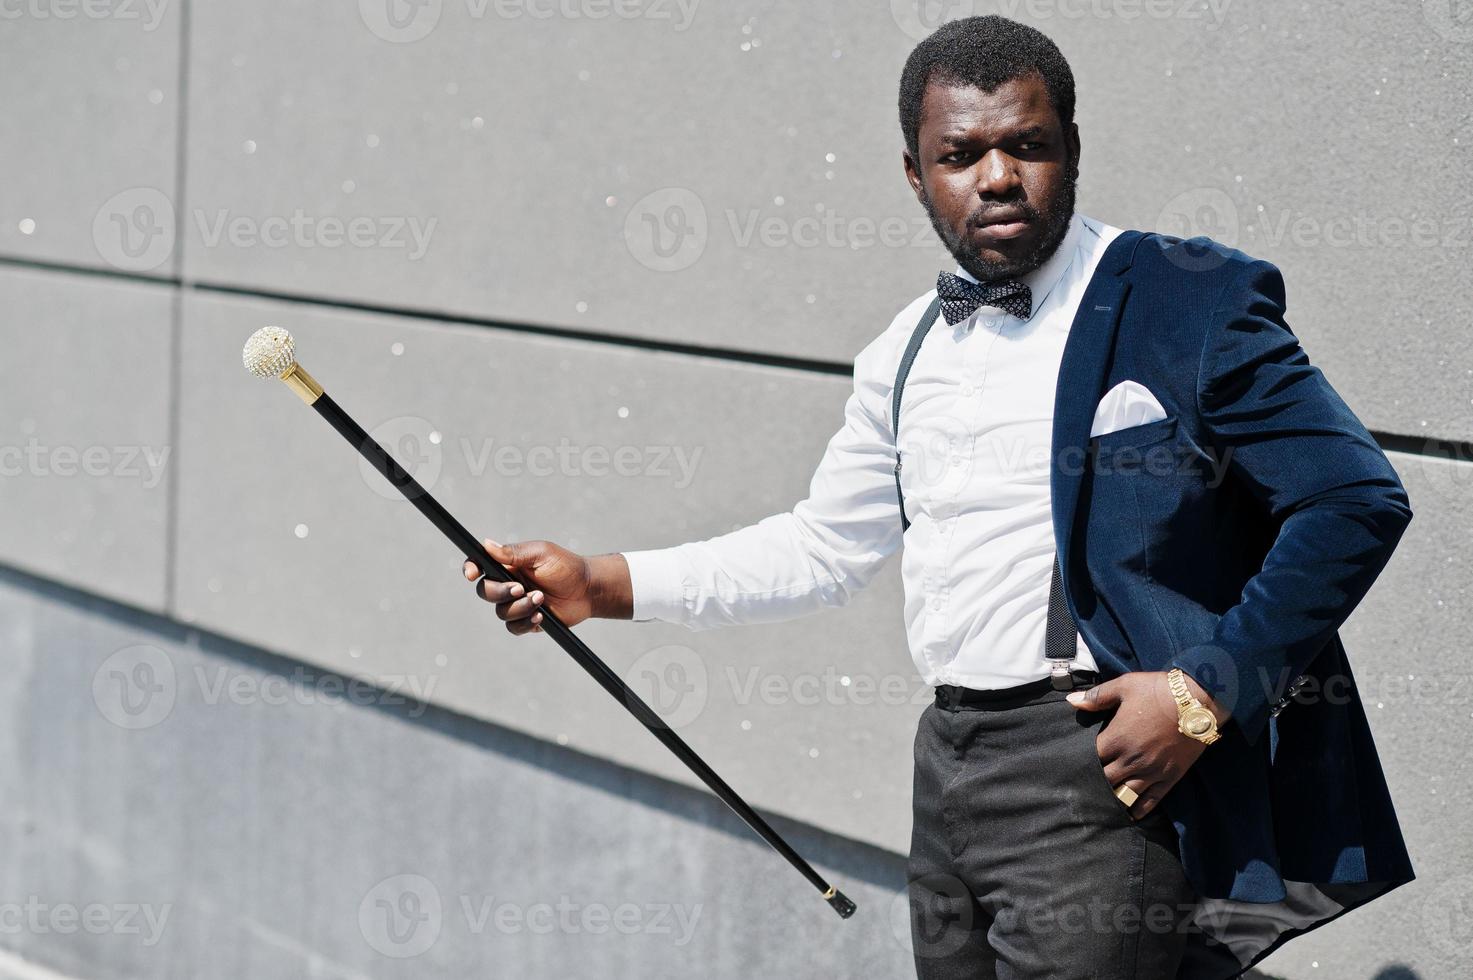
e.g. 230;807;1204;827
1167;668;1221;745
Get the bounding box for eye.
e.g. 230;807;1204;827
1018;142;1044;152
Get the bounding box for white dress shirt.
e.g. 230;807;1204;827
624;212;1126;690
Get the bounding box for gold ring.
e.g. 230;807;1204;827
1113;784;1139;807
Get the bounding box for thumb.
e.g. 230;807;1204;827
481;538;518;568
1066;678;1122;711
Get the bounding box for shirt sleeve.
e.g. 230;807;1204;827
623;324;908;629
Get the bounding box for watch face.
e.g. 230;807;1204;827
1183;708;1214;737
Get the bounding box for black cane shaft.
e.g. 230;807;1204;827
308;391;854;916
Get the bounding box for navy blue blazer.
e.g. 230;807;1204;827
1052;230;1414;935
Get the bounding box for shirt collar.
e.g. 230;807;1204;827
953;211;1085;322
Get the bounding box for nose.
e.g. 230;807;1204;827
973;148;1021;199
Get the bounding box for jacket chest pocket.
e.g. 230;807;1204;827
1083;416;1182;580
1085;414;1220;590
1089;416;1178;460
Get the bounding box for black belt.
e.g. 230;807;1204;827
935;669;1099;711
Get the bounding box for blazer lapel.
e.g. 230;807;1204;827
1050;230;1144;621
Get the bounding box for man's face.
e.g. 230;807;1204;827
904;73;1080;282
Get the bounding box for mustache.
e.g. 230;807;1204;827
968;203;1039;227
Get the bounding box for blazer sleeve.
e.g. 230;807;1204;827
1169;258;1414;744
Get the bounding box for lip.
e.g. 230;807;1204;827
972;216;1031;241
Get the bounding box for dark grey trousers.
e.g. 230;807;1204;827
907;680;1200;979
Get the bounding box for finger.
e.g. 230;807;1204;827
1066;678;1123;712
493;591;544;622
1109;777;1152;818
1130;787;1165;821
475;578;526;604
1101;742;1131;789
505;614;544;636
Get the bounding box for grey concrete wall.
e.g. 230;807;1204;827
0;1;1470;978
0;269;175;611
0;569;913;978
0;2;181;276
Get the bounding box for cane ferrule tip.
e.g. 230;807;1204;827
825;888;856;919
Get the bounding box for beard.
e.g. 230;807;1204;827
919;171;1077;283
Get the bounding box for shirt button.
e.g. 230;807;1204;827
930;597;943;610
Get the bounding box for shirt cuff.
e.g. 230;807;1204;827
622;548;688;623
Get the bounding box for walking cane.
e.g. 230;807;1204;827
241;326;856;918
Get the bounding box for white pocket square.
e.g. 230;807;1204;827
1090;380;1168;438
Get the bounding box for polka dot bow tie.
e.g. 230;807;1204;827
935;271;1033;324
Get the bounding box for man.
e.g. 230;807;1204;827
461;16;1414;979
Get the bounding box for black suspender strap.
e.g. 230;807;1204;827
1044;553;1082;689
892;296;942;534
890;292;1081;688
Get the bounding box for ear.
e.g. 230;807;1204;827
902;149;927;205
1065;121;1081;180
